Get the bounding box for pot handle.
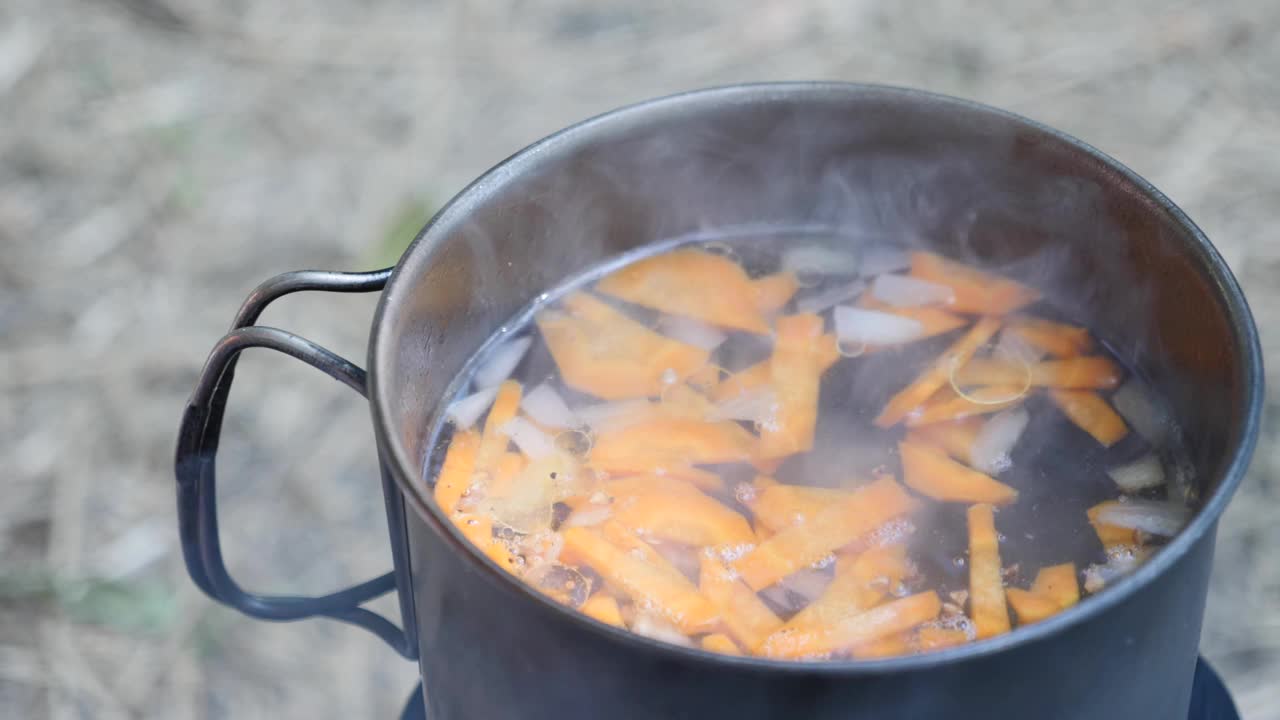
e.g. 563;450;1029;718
174;268;417;660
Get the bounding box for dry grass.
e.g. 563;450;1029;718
2;0;1278;717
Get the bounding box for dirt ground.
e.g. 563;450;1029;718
2;1;1278;718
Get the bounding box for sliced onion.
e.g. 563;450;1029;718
500;417;558;459
1083;545;1151;593
970;408;1029;474
711;387;778;425
656;314;728;351
782;245;860;279
795;279;866;314
780;567;833;603
1107;454;1166;492
576;399;654;432
520;383;579;429
834;305;926;346
630;612;694;647
445;386;499;429
1095;499;1191;537
858;245;911;276
564;504;613;528
870;274;955;308
473;336;532;388
1111;379;1168;443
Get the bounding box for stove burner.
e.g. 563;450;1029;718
397;656;1239;719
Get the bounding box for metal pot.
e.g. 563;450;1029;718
176;83;1263;719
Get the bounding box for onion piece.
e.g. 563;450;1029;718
445;386;499;429
711;386;779;426
1111;379;1168;444
564;503;613;529
656;315;728;351
870;274;955;308
520;383;579;429
500;417;558;459
970;408;1030;474
858;245;911;276
1107;454;1166;492
1083;545;1151;593
576;399;654;432
795;279;866;314
1094;499;1191;537
473;336;532;388
630;613;694;647
782;246;860;279
833;305;926;346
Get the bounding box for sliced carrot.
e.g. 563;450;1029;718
701;632;742;655
1087;502;1141;548
967;504;1011;639
475;380;523;472
904;385;1027;427
752;272;800;315
760;590;941;659
816;334;841;371
1032;563;1080;608
875;316;1002;427
536;292;710;399
954;356;1122;390
732;476;918;591
711;361;771;403
433;430;480;515
749;484;858;533
759;314;827;459
581;593;625;628
906;417;983;466
595;248;770;333
851;631;913;659
484;451;529;499
900;442;1018;505
613;486;756;549
698;556;784;651
1049;390;1129;447
1005;588;1062;625
916;625;970;652
780;546;906;638
452;513;519;573
909;251;1040;315
590;418;757;474
562;524;719;634
1007;316;1093;357
659;383;718;421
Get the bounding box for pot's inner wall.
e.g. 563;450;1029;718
381;88;1247;510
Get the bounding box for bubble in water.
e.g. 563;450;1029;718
733;482;758;505
952;556;967;569
810;553;836;570
661;368;678;385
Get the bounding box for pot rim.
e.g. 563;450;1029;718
369;81;1264;674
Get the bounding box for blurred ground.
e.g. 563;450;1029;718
1;0;1278;718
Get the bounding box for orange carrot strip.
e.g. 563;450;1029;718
562;525;719;634
759;314;827;459
452;513;519;573
1032;563;1080;608
590;418;757;473
484;451;529;499
1007;317;1093;357
909;251;1040;315
748;484;859;533
701;633;742;655
851;631;913;659
916;625;970;652
1049;390;1129;447
760;590;941;659
698;556;784;651
900;442;1018;505
595;248;770;333
536;292;710;400
1087;502;1140;548
433;431;480;515
780;546;908;637
711;361;771;403
906;417;983;466
581;593;625;628
1006;588;1062;625
875;317;1002;427
903;385;1027;427
968;504;1011;639
752;272;800;315
954;356;1122;390
660;383;718;421
613;487;756;549
733;476;918;591
475;380;523;472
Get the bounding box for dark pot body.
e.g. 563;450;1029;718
177;84;1262;719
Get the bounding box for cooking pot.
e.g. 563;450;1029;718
175;83;1263;719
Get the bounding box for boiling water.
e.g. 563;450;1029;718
424;228;1196;659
